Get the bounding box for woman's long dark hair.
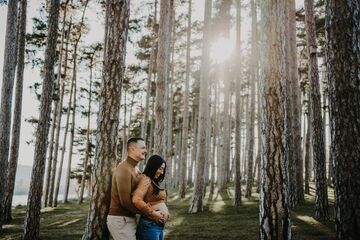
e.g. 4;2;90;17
143;155;166;195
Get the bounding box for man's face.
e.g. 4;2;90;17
130;140;147;161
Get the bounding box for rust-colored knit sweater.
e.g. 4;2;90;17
132;175;166;218
108;156;141;217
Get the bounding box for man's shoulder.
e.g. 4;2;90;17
113;161;129;174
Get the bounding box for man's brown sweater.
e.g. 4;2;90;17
108;156;141;217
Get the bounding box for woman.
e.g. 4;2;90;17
132;155;170;240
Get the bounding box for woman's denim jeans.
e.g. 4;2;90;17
136;217;164;240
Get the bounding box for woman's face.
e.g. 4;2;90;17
154;163;165;179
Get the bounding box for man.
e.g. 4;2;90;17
107;137;164;240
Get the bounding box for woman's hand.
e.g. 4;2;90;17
150;210;166;224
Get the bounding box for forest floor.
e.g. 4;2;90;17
2;183;335;240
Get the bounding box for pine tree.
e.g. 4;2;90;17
259;1;291;238
23;0;61;239
305;0;328;220
4;0;27;222
0;0;19;231
325;0;360;238
189;0;211;213
82;1;131;238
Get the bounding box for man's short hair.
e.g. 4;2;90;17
127;137;145;151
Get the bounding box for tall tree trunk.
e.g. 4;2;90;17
82;1;130;238
325;1;360;238
304;102;311;195
245;0;256;198
242;94;249;179
188;100;198;185
166;2;175;188
256;80;261;193
22;0;60;238
292;19;304;204
287;0;303;208
141;0;157;141
121;92;127;158
189;0;211;213
259;1;291;239
215;86;222;188
174;126;182;188
154;0;173;157
179;0;191;198
53;66;75;207
305;0;329;220
323;91;332;187
126;93;135;139
148;94;155;156
4;0;26;222
220;67;231;190
209;84;217;196
48;18;73;205
78;57;94;204
62;66;76;204
44;0;70;208
0;0;18;231
64;0;88;203
234;0;242;206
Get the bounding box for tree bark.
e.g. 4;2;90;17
52;55;75;207
305;0;329;220
48;17;73;205
304;99;311;195
22;0;61;239
4;0;26;222
82;1;130;239
188;106;197;185
64;0;88;203
148;94;155;156
288;0;304;207
245;0;256;199
209;79;218;196
0;0;18;231
154;0;172;157
325;0;360;238
44;0;70;208
259;1;291;239
121;92;127;158
62;63;76;204
179;0;191;199
234;0;242;206
141;0;157;141
166;2;175;188
78;56;94;204
189;0;211;213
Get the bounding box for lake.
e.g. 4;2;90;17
12;194;80;206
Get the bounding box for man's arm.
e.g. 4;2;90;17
115;170;140;214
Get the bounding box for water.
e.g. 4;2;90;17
12;194;80;206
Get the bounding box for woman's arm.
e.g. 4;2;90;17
132;175;164;222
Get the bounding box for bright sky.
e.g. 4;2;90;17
0;0;304;167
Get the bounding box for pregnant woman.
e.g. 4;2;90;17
132;154;170;240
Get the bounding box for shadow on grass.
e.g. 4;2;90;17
165;186;259;240
1;183;335;240
2;200;89;240
165;184;335;240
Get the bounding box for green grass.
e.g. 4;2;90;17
2;184;335;240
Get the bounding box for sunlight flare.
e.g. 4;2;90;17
210;37;236;64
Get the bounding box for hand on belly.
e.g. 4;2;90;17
152;202;170;220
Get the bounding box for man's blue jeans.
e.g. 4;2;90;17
136;217;164;240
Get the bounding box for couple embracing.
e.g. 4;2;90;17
107;137;170;240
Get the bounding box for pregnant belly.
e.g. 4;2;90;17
152;202;169;219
